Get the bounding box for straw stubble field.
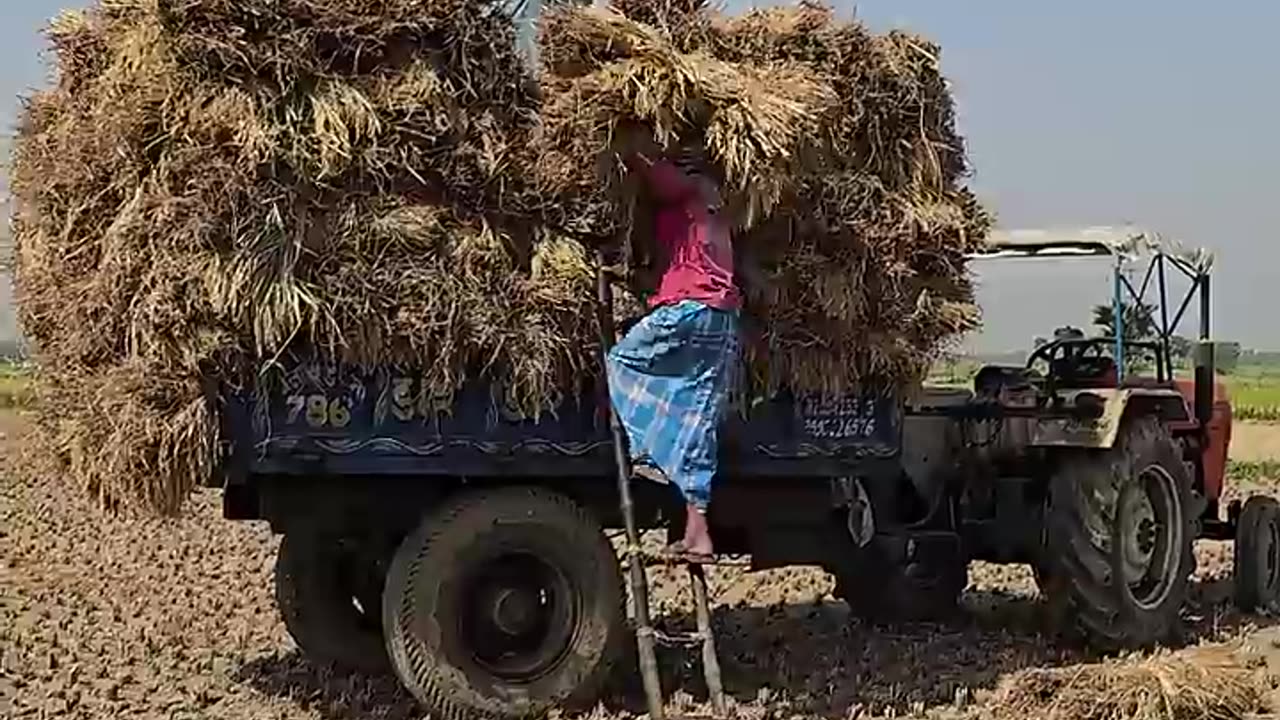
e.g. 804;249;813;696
4;407;1280;720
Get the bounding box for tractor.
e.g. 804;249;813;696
836;227;1275;649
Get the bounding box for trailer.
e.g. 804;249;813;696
217;350;903;717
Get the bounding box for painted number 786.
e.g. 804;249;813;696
285;394;352;429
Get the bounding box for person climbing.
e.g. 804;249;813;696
605;145;743;565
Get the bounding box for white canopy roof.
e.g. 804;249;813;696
973;225;1213;274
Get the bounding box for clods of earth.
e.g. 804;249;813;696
0;411;1275;719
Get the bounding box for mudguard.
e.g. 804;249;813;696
1030;388;1190;449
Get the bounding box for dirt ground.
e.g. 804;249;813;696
1231;422;1280;464
3;412;1280;720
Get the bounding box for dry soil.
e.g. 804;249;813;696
1;411;1277;719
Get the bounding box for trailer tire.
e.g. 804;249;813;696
382;487;626;720
1044;417;1195;650
275;532;391;675
1235;495;1280;614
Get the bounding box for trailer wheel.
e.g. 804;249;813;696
1044;417;1195;650
1235;495;1280;614
382;487;626;720
275;532;391;674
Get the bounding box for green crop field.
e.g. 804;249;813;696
1223;365;1280;422
0;361;34;409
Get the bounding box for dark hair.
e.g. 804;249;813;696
673;149;700;172
673;148;723;187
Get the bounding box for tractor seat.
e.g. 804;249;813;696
973;365;1037;399
1050;355;1117;388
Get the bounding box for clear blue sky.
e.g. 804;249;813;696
3;1;1278;351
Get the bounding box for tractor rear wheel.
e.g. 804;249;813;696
1043;417;1195;650
1235;495;1280;614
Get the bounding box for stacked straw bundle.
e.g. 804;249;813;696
11;0;595;513
11;0;990;515
535;1;991;394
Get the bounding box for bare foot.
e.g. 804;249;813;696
681;504;714;557
660;541;714;565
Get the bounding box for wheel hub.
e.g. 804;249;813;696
459;553;577;681
1119;465;1183;610
490;587;542;637
1121;490;1158;584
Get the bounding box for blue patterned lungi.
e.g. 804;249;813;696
605;299;741;510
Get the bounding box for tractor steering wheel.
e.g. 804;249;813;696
1026;338;1117;385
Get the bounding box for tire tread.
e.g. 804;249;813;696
382;486;625;720
274;532;390;675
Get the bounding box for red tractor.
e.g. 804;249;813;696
834;227;1275;649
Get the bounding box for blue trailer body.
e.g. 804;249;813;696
219;358;903;485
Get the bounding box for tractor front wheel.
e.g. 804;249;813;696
1235;495;1280;614
1042;417;1195;650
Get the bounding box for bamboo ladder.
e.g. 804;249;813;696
595;251;729;720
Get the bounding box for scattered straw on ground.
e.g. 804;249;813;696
990;645;1270;720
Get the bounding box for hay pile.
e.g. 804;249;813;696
11;0;989;514
534;1;990;393
991;648;1269;720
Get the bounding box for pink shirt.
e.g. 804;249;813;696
639;159;741;312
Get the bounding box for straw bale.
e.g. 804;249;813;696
11;0;573;515
991;647;1269;720
538;2;670;78
38;362;217;517
609;0;709;35
12;0;991;514
534;4;839;240
537;3;991;394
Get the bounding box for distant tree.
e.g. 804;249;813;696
1169;335;1194;367
1091;301;1160;373
1092;301;1158;342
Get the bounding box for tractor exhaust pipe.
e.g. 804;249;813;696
1194;274;1214;430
